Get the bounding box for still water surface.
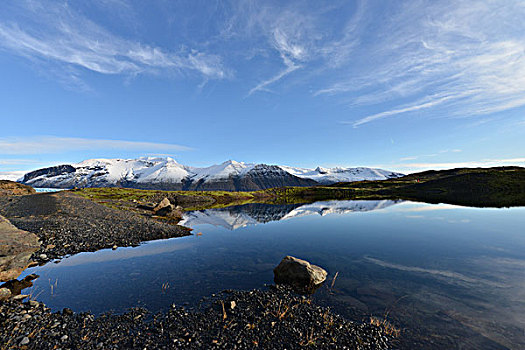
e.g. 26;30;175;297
21;200;525;348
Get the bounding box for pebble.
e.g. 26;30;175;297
39;253;48;260
20;337;30;345
61;335;69;341
0;288;11;300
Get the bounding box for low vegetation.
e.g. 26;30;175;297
74;166;525;212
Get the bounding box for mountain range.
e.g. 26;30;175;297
20;157;404;191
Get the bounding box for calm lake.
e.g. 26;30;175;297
20;200;525;349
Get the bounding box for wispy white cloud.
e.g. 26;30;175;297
349;94;457;127
0;136;192;155
221;1;330;95
247;27;306;95
248;64;300;96
0;158;39;165
0;1;228;85
0;170;28;181
399;149;462;162
327;1;525;125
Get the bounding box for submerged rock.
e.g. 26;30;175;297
273;256;327;293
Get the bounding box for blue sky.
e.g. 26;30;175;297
1;0;524;174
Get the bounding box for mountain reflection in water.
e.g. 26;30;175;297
179;199;403;230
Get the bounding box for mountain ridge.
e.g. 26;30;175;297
20;157;404;191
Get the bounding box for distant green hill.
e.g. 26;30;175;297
327;166;525;207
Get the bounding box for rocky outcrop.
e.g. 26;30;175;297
22;165;75;183
0;215;40;282
274;256;327;293
0;180;35;196
153;198;174;216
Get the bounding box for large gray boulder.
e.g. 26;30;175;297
273;256;327;293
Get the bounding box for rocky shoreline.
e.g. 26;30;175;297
1;285;390;349
0;191;190;263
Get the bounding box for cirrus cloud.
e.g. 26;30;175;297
0;136;192;155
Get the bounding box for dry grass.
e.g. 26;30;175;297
299;328;319;347
370;316;400;337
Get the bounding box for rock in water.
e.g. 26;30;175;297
273;256;327;293
153;198;173;216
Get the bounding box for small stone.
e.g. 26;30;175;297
62;308;73;315
13;294;29;300
29;300;39;307
20;337;30;345
39;254;48;260
61;335;68;341
0;288;11;301
229;301;236;310
112;245;118;250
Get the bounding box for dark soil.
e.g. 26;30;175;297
0;192;190;264
0;284;390;349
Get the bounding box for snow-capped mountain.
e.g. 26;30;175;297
280;165;401;184
179;200;402;230
20;157;403;191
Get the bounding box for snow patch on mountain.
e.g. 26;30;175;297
76;157;190;183
280;165;403;183
189;160;255;181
